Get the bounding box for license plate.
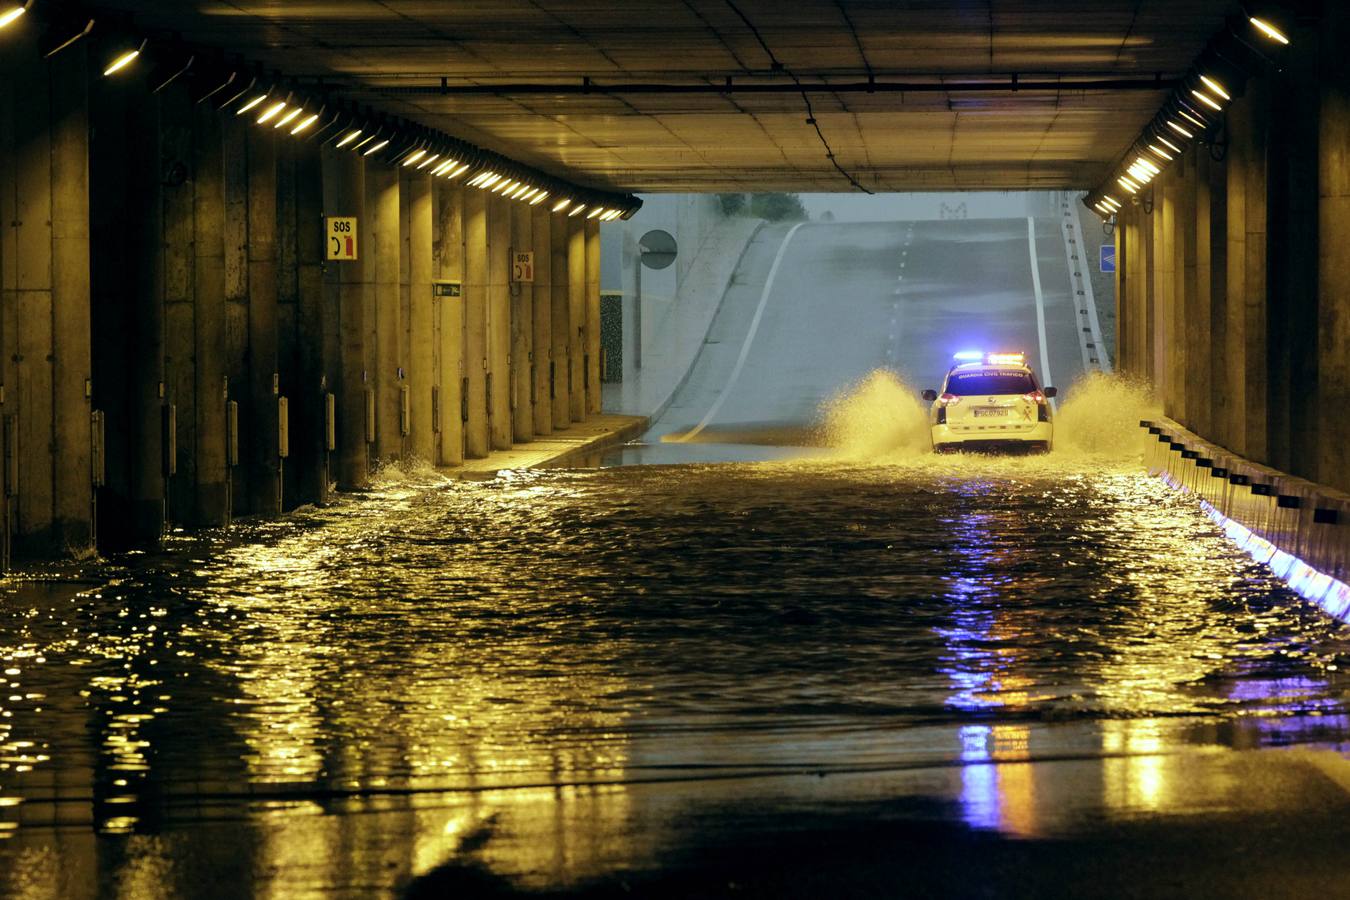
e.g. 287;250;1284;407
973;407;1008;417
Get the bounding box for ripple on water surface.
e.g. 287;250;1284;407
0;390;1348;891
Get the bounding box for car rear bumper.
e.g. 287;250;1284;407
930;421;1053;451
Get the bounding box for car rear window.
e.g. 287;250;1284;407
946;370;1036;396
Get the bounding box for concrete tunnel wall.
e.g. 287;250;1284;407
1113;7;1350;499
0;46;604;563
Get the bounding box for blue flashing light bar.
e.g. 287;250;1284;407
953;350;983;362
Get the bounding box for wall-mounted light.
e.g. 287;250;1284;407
530;191;550;206
334;127;364;149
288;104;325;136
1199;74;1231;101
235;85;271;116
362;135;391;156
0;1;33;30
1248;16;1289;45
256;95;290;125
101;37;147;77
551;198;571;213
39;14;94;58
148;48;196;93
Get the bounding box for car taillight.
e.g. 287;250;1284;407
1022;390;1045;403
939;392;960;406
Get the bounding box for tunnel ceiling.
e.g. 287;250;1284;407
96;1;1240;193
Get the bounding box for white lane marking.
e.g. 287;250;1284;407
678;222;805;442
1027;216;1056;412
1063;195;1113;374
1297;751;1350;798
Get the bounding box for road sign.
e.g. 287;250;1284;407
512;251;534;283
1100;244;1116;274
326;217;357;261
638;229;677;270
433;280;462;298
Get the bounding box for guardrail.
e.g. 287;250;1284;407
1141;418;1349;622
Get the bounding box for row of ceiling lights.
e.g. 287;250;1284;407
0;0;640;221
1087;10;1293;220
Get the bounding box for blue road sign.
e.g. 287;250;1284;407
1100;244;1116;274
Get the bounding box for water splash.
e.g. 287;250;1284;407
1053;371;1161;459
817;369;931;458
815;368;1161;472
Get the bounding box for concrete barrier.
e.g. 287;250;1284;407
1142;417;1350;622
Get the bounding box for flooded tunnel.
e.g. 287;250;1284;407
2;2;1350;898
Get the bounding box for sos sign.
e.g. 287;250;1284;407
326;217;358;261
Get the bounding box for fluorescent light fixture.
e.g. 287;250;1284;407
509;184;532;200
1178;108;1206;129
274;106;303;129
1101;196;1121;209
491;178;516;194
1148;143;1174;161
0;4;29;29
102;44;145;77
416;153;440;170
569;204;587;217
1167;120;1194;139
552;198;571;213
529;191;550;206
1191;89;1223;111
1135;157;1160;175
447;163;471;179
1157;135;1182;154
430;159;455;176
290;112;321;135
587;206;604;219
257;100;288;125
237;92;270;116
362;138;391;156
1249;16;1289;45
519;188;540;202
478;174;503;190
402;149;427;168
335;129;363;148
1118;175;1141;193
1200;75;1231;101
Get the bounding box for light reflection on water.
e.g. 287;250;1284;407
0;446;1349;895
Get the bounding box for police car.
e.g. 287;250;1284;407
921;352;1057;453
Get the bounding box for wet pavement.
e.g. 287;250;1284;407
2;450;1350;898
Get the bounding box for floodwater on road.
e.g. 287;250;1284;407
2;376;1349;898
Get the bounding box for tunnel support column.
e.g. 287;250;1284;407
567;217;586;423
585;218;602;415
325;149;370;490
487;195;513;450
551;210;572;429
370;165;403;465
246;128;282;516
464;189;489;457
407;172;435;464
511;201;535;444
1319;7;1350;494
0;46;94;557
435;184;465;466
531;206;554;437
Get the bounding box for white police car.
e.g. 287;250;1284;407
921;352;1056;453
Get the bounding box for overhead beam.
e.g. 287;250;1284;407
376;77;1178;97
